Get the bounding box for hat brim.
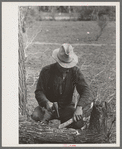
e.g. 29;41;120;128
52;48;78;68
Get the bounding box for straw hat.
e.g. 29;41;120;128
52;43;78;68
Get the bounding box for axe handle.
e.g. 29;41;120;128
58;118;73;129
53;102;60;118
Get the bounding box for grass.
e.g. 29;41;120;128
24;21;116;143
26;21;115;44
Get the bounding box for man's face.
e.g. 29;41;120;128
56;63;69;73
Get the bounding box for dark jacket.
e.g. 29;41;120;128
35;63;92;109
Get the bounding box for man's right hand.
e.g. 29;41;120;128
45;101;53;113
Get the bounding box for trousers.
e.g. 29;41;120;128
31;105;84;129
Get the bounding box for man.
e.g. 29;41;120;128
31;43;93;129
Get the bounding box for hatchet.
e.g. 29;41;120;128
58;118;74;129
58;102;93;129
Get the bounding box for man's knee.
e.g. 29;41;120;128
31;106;44;121
59;106;75;123
73;119;84;129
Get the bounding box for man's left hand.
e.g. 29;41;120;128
73;106;83;122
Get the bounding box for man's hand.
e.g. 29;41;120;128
45;101;53;113
73;106;83;122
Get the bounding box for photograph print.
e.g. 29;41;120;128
18;2;119;146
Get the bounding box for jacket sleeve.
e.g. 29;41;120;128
74;67;92;109
35;68;49;107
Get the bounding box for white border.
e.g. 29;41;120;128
2;2;120;147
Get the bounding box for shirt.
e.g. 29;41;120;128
35;63;92;109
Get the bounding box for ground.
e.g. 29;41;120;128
23;21;116;143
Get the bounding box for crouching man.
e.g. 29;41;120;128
31;43;93;129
